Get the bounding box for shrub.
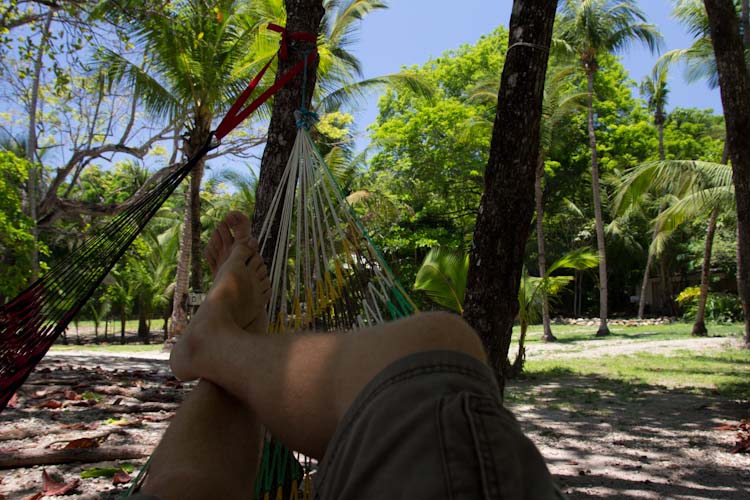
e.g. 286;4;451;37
676;286;743;323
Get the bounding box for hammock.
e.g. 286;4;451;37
0;24;415;500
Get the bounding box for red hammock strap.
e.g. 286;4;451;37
213;23;318;141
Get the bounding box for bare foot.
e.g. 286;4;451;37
171;211;271;381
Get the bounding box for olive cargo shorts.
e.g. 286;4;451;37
313;350;564;499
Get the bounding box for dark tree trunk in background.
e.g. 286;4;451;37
463;0;556;396
535;154;556;342
252;0;325;258
693;206;719;336
704;0;750;346
586;71;611;337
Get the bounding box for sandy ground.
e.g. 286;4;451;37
0;336;748;499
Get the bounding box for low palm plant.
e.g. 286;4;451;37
414;246;598;374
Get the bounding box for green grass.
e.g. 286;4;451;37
515;321;744;344
520;347;750;401
50;344;163;354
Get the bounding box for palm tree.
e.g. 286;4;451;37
664;0;750;343
102;0;258;337
615;159;735;335
557;0;663;336
635;62;670;319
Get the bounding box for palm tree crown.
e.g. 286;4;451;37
558;0;663;75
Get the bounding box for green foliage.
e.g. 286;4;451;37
676;285;743;323
80;464;135;479
0;151;34;300
365;28;508;282
413;247;468;314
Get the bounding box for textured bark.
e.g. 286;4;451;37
188;111;211;292
638;113;666;319
169;189;192;340
693;206;719;336
535;155;555;341
586;72;610;336
26;11;53;281
704;0;750;346
252;0;325;259
463;0;556;395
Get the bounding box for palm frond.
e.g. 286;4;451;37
413;247;469;314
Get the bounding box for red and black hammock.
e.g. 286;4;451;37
0;24;317;412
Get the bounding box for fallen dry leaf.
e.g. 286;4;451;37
142;413;174;422
63;435;107;449
61;422;99;431
37;400;62;410
7;393;18;409
63;390;81;401
714;424;736;431
112;470;132;485
42;470;80;496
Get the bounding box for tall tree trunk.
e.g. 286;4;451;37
463;0;556;396
638;117;667;319
137;301;150;344
586;71;610;336
26;11;54;282
693;206;719;336
704;0;750;346
188;110;212;292
535;154;555;341
742;0;750;56
169;189;191;340
252;0;325;259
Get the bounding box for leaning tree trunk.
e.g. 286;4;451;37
704;0;750;346
26;11;54;282
463;0;556;396
535;154;555;341
638;113;666;319
168;189;191;340
586;71;610;337
188;110;212;293
252;0;325;257
693;206;719;336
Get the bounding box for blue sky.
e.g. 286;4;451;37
349;0;722;146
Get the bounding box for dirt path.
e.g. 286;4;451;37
524;335;742;360
1;347;749;499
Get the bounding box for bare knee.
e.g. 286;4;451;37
410;312;486;363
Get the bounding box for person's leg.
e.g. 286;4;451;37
170;226;486;459
141;212;269;499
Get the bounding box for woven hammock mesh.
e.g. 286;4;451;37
0;127;415;499
0;143;210;411
251;127;415;499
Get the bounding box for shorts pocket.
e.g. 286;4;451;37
437;392;525;500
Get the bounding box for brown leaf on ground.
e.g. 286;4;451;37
63;436;106;449
714;424;736;431
63;390;81;401
42;470;80;496
7;393;18;408
61;422;99;431
112;470;132;485
37;400;62;409
142;413;174;422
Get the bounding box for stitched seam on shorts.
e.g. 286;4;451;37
468;396;502;499
436;397;455;500
317;362;495;486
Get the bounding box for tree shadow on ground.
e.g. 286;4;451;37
507;369;750;499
